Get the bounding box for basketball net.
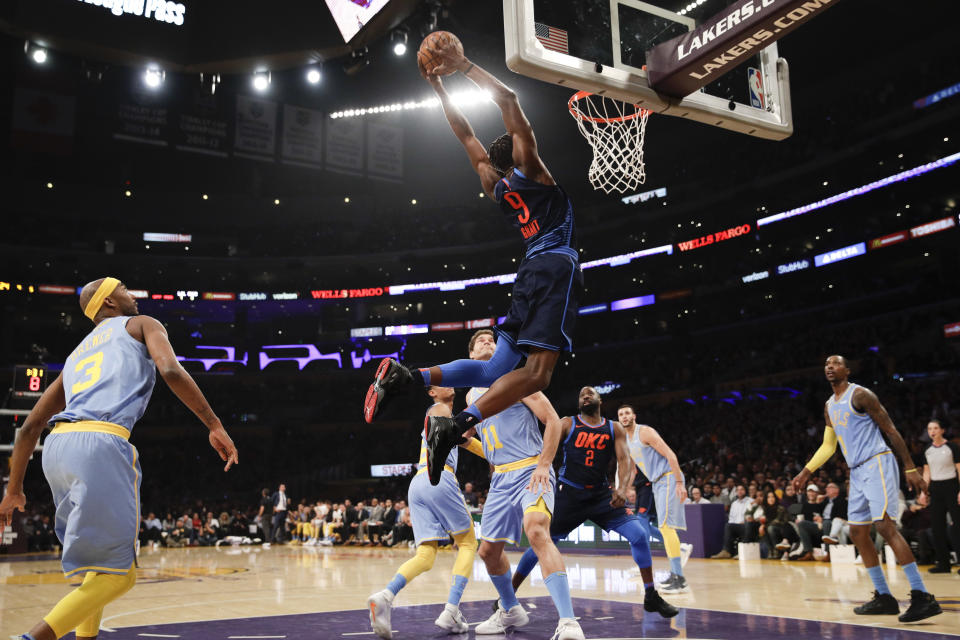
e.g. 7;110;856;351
568;91;650;195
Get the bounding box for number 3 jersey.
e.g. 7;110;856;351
51;316;157;432
468;386;542;466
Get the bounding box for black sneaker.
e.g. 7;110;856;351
644;589;680;618
898;590;942;623
426;416;462;485
363;358;413;423
927;564;951;574
853;591;899;615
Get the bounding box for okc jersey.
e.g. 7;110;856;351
418;403;459;471
468;387;541;466
493;168;576;260
558;416;615;489
51;316;156;432
626;425;672;482
826;383;890;468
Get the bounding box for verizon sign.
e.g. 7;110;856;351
647;0;840;98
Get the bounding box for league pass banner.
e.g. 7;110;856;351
366;123;403;180
326;117;365;175
281;105;324;168
234;95;278;160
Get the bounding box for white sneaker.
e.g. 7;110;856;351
367;590;393;639
475;604;528;634
434;604;469;633
680;543;694;568
551;617;585;640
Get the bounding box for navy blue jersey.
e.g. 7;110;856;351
493;168;576;260
558;416;615;489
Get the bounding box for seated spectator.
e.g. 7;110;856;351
712;485;757;558
709;484;725;504
819;482;849;545
759;490;795;559
167;518;188;548
30;514;56;552
141;512;163;547
200;512;219;546
685;487;711;504
901;494;935;565
779;484;798;509
359;498;385;545
788;484;825;560
377;500;396;545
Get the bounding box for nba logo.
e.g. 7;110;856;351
748;67;765;109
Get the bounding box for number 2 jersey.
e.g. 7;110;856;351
558;416;616;489
494;167;576;261
51;316;157;432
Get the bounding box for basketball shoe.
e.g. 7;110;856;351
426;416;463;485
364;358;413;423
435;604;469;633
367;590;394;639
475;603;529;634
853;591;899;615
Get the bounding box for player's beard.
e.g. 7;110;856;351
579;401;600;417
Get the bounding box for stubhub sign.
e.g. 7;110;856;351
776;259;810;275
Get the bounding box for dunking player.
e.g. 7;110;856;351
0;278;238;640
618;404;692;594
508;387;679;618
791;356;941;622
364;36;583;488
463;330;584;640
367;385;485;638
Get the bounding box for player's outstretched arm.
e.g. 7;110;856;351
639;426;687;502
425;74;499;198
133;316;238;471
611;421;632;508
0;373;66;532
855;387;926;494
429;41;551;184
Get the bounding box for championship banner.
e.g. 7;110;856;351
234;95;277;160
113;87;169;146
281;104;324;168
647;0;840;98
175;90;230;157
11;88;76;155
366;123;403;180
326;116;364;175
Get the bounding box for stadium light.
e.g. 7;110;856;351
306;66;321;85
143;68;164;89
25;42;48;65
252;71;271;92
391;30;408;56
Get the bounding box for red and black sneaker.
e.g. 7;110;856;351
363;358;413;423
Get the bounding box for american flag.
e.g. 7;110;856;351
535;22;569;54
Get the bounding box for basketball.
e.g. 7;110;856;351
417;30;463;77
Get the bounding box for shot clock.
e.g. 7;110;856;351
13;365;48;397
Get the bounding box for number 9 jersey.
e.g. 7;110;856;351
51;316;157;433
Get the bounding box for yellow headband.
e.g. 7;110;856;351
83;277;121;321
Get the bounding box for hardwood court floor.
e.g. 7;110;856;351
2;544;957;639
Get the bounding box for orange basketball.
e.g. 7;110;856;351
417;31;463;77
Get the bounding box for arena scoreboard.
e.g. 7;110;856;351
13;365;47;397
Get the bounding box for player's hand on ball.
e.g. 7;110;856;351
610;489;627;509
209;426;239;471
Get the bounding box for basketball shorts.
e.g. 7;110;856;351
481;463;555;545
550;483;634;538
496;250;583;353
407;469;473;547
42;423;141;578
848;451;899;525
653;473;687;530
634;476;657;522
